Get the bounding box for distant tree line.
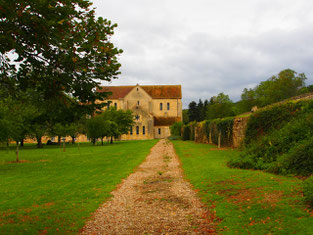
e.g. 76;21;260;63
185;69;311;123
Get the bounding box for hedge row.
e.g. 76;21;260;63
174;117;235;147
228;100;313;176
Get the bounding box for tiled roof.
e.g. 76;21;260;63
97;85;182;99
154;117;182;126
96;86;134;99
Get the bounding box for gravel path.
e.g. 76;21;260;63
81;139;216;234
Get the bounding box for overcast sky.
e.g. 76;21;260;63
92;0;313;108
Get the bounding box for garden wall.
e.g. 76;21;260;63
232;116;250;148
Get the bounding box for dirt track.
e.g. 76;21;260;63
81;139;215;234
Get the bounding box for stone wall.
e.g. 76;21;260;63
194;122;209;144
232;116;250;148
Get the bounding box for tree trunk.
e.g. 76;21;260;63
37;136;43;148
20;139;24;147
6;141;9;148
110;136;113;144
92;137;96;145
63;140;66;152
58;136;61;145
71;136;75;144
101;137;103;145
218;131;221;149
16;141;19;162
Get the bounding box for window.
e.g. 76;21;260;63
143;126;145;135
137;87;139;91
130;127;133;135
51;137;55;141
107;101;111;108
135;115;140;120
136;126;139;135
158;128;161;135
137;100;140;105
114;102;117;108
167;102;170;110
160;103;163;110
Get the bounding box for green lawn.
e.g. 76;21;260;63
172;140;313;234
0;140;158;234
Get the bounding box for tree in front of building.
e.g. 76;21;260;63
86;108;134;145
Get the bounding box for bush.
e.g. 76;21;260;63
229;100;313;176
244;101;309;145
276;137;313;176
170;121;183;138
303;176;313;208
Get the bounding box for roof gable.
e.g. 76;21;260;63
97;85;182;99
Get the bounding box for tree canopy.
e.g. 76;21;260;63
1;0;122;110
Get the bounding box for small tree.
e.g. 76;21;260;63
86;116;103;145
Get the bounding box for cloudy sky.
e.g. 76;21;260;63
92;0;313;108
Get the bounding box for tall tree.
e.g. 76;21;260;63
206;93;235;120
254;69;306;107
1;0;122;112
188;101;198;122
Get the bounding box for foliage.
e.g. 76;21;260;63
86;108;134;144
303;176;313;208
0;140;157;234
172;140;313;234
238;69;306;112
170;121;183;138
187;99;210;122
0;92;39;144
205;117;234;147
244;101;306;145
1;0;122;110
182;109;189;124
206;93;235;120
188;101;198;122
229;100;313;176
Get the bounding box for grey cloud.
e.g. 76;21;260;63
96;0;313;108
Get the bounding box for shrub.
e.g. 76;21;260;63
277;137;313;176
303;176;313;208
170;121;183;138
244;101;308;145
229;100;313;176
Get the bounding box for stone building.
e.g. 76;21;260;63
97;84;182;139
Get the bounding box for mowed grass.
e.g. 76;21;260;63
0;140;158;234
172;140;313;234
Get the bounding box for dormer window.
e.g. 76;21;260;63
137;87;139;91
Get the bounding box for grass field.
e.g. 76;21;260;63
0;140;157;234
172;140;313;234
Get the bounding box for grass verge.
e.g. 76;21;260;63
172;140;313;234
0;140;157;234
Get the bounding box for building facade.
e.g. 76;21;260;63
97;84;182;139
